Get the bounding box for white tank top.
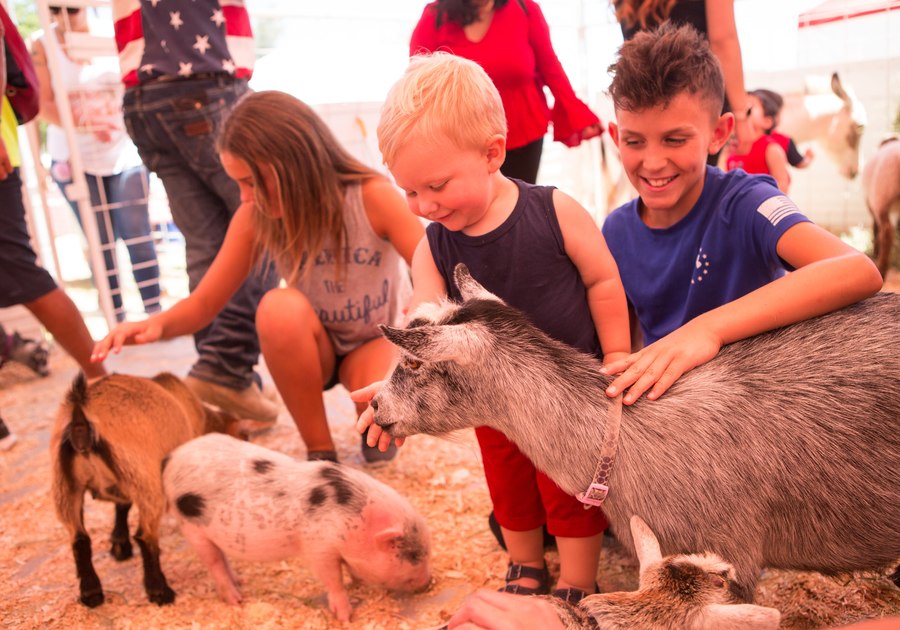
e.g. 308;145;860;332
43;31;140;176
296;183;413;356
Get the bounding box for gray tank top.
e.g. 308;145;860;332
296;183;413;356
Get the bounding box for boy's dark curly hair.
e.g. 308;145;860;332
607;22;724;117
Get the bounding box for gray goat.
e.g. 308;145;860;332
372;264;900;602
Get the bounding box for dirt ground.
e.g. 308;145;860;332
2;272;899;630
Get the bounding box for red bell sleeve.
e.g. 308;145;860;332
525;0;603;147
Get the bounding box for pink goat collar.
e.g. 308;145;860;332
578;394;623;507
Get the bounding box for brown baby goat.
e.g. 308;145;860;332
50;372;261;607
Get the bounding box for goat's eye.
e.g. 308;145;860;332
403;358;422;370
708;573;728;589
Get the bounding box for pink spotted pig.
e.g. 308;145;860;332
161;433;432;621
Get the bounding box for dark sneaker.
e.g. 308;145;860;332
184;376;279;424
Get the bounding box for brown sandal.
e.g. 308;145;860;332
551;583;600;604
498;563;551;595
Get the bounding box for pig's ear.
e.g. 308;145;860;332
631;515;662;580
379;323;487;365
453;264;502;303
374;526;405;551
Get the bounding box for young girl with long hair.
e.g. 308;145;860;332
93;91;424;463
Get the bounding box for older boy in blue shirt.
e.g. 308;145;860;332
600;23;881;405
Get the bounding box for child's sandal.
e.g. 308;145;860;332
498;563;551;596
551;582;600;604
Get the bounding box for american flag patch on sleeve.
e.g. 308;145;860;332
756;196;800;226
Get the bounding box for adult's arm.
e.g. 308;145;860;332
525;0;601;144
706;1;752;151
30;36;62;126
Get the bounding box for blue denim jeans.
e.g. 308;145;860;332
53;163;161;319
123;76;277;389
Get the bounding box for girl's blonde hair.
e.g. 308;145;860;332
218;91;377;285
613;0;678;30
378;52;507;168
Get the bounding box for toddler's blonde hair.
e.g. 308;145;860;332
378;52;507;168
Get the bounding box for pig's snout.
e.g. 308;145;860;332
387;567;432;594
412;573;433;593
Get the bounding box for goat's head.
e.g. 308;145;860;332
809;73;866;179
580;516;782;629
373;265;525;438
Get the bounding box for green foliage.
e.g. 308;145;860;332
253;17;282;58
10;0;40;40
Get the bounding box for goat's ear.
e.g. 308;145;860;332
630;515;663;579
453;264;502;303
699;603;781;630
380;323;486;364
831;72;851;105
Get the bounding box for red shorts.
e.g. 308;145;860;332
476;426;608;538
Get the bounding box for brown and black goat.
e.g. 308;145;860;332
50;371;264;607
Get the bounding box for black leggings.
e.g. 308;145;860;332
501;137;544;184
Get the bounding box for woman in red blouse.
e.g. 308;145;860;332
410;0;603;184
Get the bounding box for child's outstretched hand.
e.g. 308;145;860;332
91;318;164;362
601;321;722;404
350;381;405;451
447;589;566;630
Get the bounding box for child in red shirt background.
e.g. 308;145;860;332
753;87;815;170
723;89;791;192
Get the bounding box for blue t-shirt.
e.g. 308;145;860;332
427;178;601;357
602;166;810;345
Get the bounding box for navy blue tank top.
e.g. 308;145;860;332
426;179;601;357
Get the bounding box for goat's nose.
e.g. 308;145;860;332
371;398;379;411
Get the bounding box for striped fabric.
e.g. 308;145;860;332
756;195;801;227
113;0;254;87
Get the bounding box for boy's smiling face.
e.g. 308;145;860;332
389;133;507;236
610;92;732;228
